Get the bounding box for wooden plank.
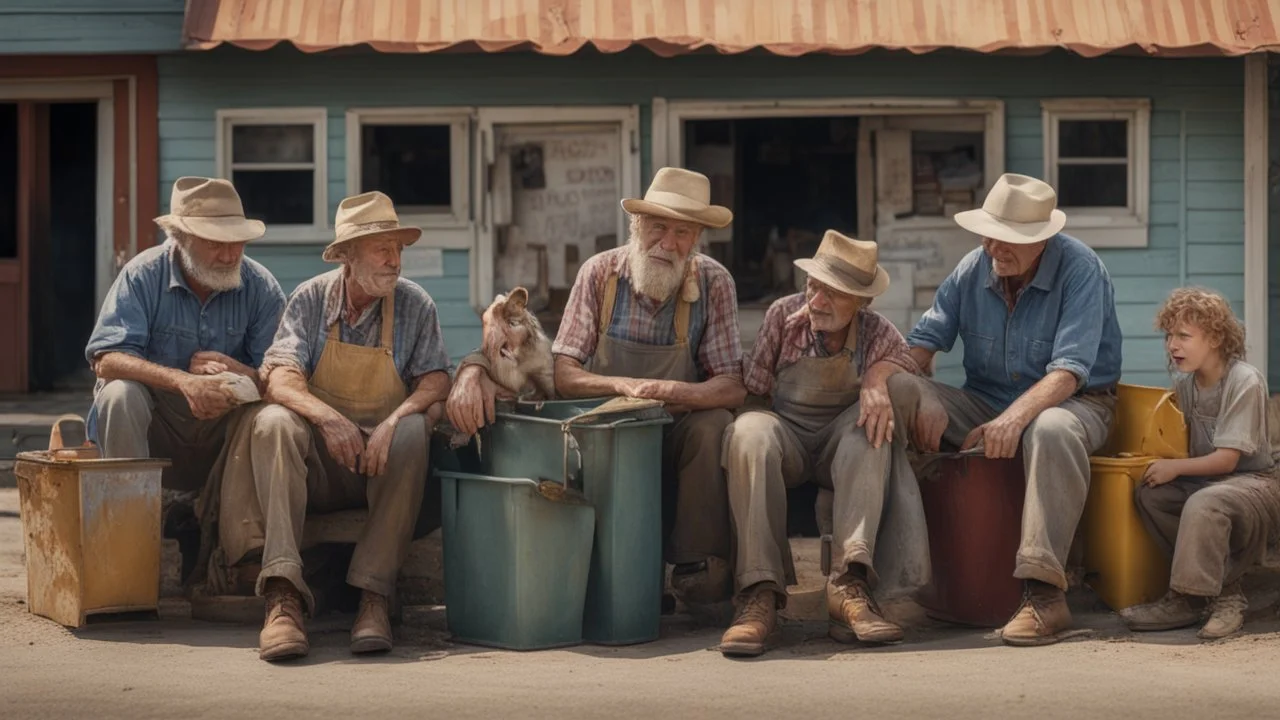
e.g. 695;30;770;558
1186;136;1244;160
1184;111;1244;136
1187;243;1244;274
1116;303;1162;337
1186;210;1244;243
1242;53;1268;371
1186;181;1244;211
1187;159;1244;182
136;63;160;249
1096;249;1180;277
112;80;131;261
1149;111;1182;137
1186;274;1245;302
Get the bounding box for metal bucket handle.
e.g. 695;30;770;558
557;407;651;487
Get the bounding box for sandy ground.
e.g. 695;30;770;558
5;488;1280;720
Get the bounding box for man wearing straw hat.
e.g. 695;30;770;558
448;167;746;606
217;191;452;661
890;173;1123;646
718;231;930;657
85;176;286;492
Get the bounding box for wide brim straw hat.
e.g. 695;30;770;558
953;172;1067;245
621;167;733;229
154;176;265;243
793;230;890;298
322;191;422;262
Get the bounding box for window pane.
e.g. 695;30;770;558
1058;164;1128;207
360;124;452;211
231;124;315;164
1058;119;1127;158
232;169;314;224
0;104;15;259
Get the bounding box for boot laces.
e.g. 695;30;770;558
734;590;775;626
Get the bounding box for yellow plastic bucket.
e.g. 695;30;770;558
1100;383;1188;459
1082;456;1172;611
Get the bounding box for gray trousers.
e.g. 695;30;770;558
664;409;735;566
1135;473;1280;596
218;403;428;613
887;374;1115;589
93;379;239;493
723;404;906;594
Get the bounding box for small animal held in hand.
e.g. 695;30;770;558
480;286;556;401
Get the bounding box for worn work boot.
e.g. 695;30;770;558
1119;590;1200;633
719;585;781;657
1198;583;1247;640
259;579;309;662
671;557;733;605
1000;580;1072;646
350;590;394;654
827;571;903;644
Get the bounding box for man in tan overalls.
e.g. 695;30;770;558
718;232;930;656
218;192;452;661
448;167;745;604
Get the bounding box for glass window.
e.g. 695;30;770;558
360;124;452;213
222;118;322;226
1054;118;1130;208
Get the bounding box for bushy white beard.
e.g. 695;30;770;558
627;236;688;302
176;238;242;292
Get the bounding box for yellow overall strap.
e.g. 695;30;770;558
598;272;620;335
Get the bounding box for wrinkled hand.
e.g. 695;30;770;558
625;379;679;403
961;410;1031;459
189;350;233;376
179;374;236;420
318;411;364;473
1142;459;1180;488
446;365;498;437
857;383;895;449
912;393;949;453
363;417;397;477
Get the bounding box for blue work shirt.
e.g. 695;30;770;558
907;233;1123;412
83;240;286;439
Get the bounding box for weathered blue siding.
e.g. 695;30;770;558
157;47;1246;376
0;0;184;54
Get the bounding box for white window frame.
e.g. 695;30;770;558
1041;98;1151;248
215;107;329;243
345;107;472;249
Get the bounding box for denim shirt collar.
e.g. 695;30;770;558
984;234;1065;298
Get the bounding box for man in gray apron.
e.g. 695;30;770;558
448;167;745;604
891;174;1122;646
217;192;452;661
719;231;930;657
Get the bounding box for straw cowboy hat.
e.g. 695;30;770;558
954;173;1067;245
154;177;265;243
793;230;890;298
621;167;733;229
322;191;423;262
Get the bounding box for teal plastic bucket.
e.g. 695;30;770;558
438;470;595;651
480;398;672;645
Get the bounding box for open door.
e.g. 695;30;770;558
0;103;45;393
473;107;639;337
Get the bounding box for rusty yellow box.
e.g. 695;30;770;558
14;450;169;627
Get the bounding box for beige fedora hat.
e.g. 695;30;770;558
322;191;423;262
154;176;265;243
621;167;732;229
793;230;890;298
954;173;1067;245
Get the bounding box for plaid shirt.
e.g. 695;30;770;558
552;247;742;380
743;293;918;397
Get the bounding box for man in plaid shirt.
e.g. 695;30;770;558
449;168;745;605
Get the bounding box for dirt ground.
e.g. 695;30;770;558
5;488;1280;720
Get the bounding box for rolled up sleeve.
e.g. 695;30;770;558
1046;262;1106;389
84;266;154;364
907;269;962;353
260;285;321;379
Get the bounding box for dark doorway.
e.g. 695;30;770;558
29;102;98;391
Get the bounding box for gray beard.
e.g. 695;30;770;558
177;244;241;292
627;241;686;302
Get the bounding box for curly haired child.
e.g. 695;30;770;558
1120;287;1280;640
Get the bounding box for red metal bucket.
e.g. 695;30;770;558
915;451;1025;628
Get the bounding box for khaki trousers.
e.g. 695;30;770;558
723;403;910;595
1135;473;1280;596
94;379;239;493
887;374;1115;589
663;409;734;566
218;403;428;613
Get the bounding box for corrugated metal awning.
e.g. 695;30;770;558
182;0;1280;57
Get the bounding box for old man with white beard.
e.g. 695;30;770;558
448;167;746;605
85;176;286;493
217;191;452;662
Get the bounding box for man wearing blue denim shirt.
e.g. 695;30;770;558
84;177;285;493
889;173;1121;647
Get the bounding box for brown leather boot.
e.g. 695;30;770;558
1198;583;1246;640
1001;580;1072;647
719;586;781;657
259;579;309;662
351;591;394;654
1119;590;1200;632
827;571;903;644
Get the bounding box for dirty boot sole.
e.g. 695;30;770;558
350;636;393;654
1122;616;1199;633
999;630;1065;647
719;632;778;658
260;640;310;662
828;620;903;645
